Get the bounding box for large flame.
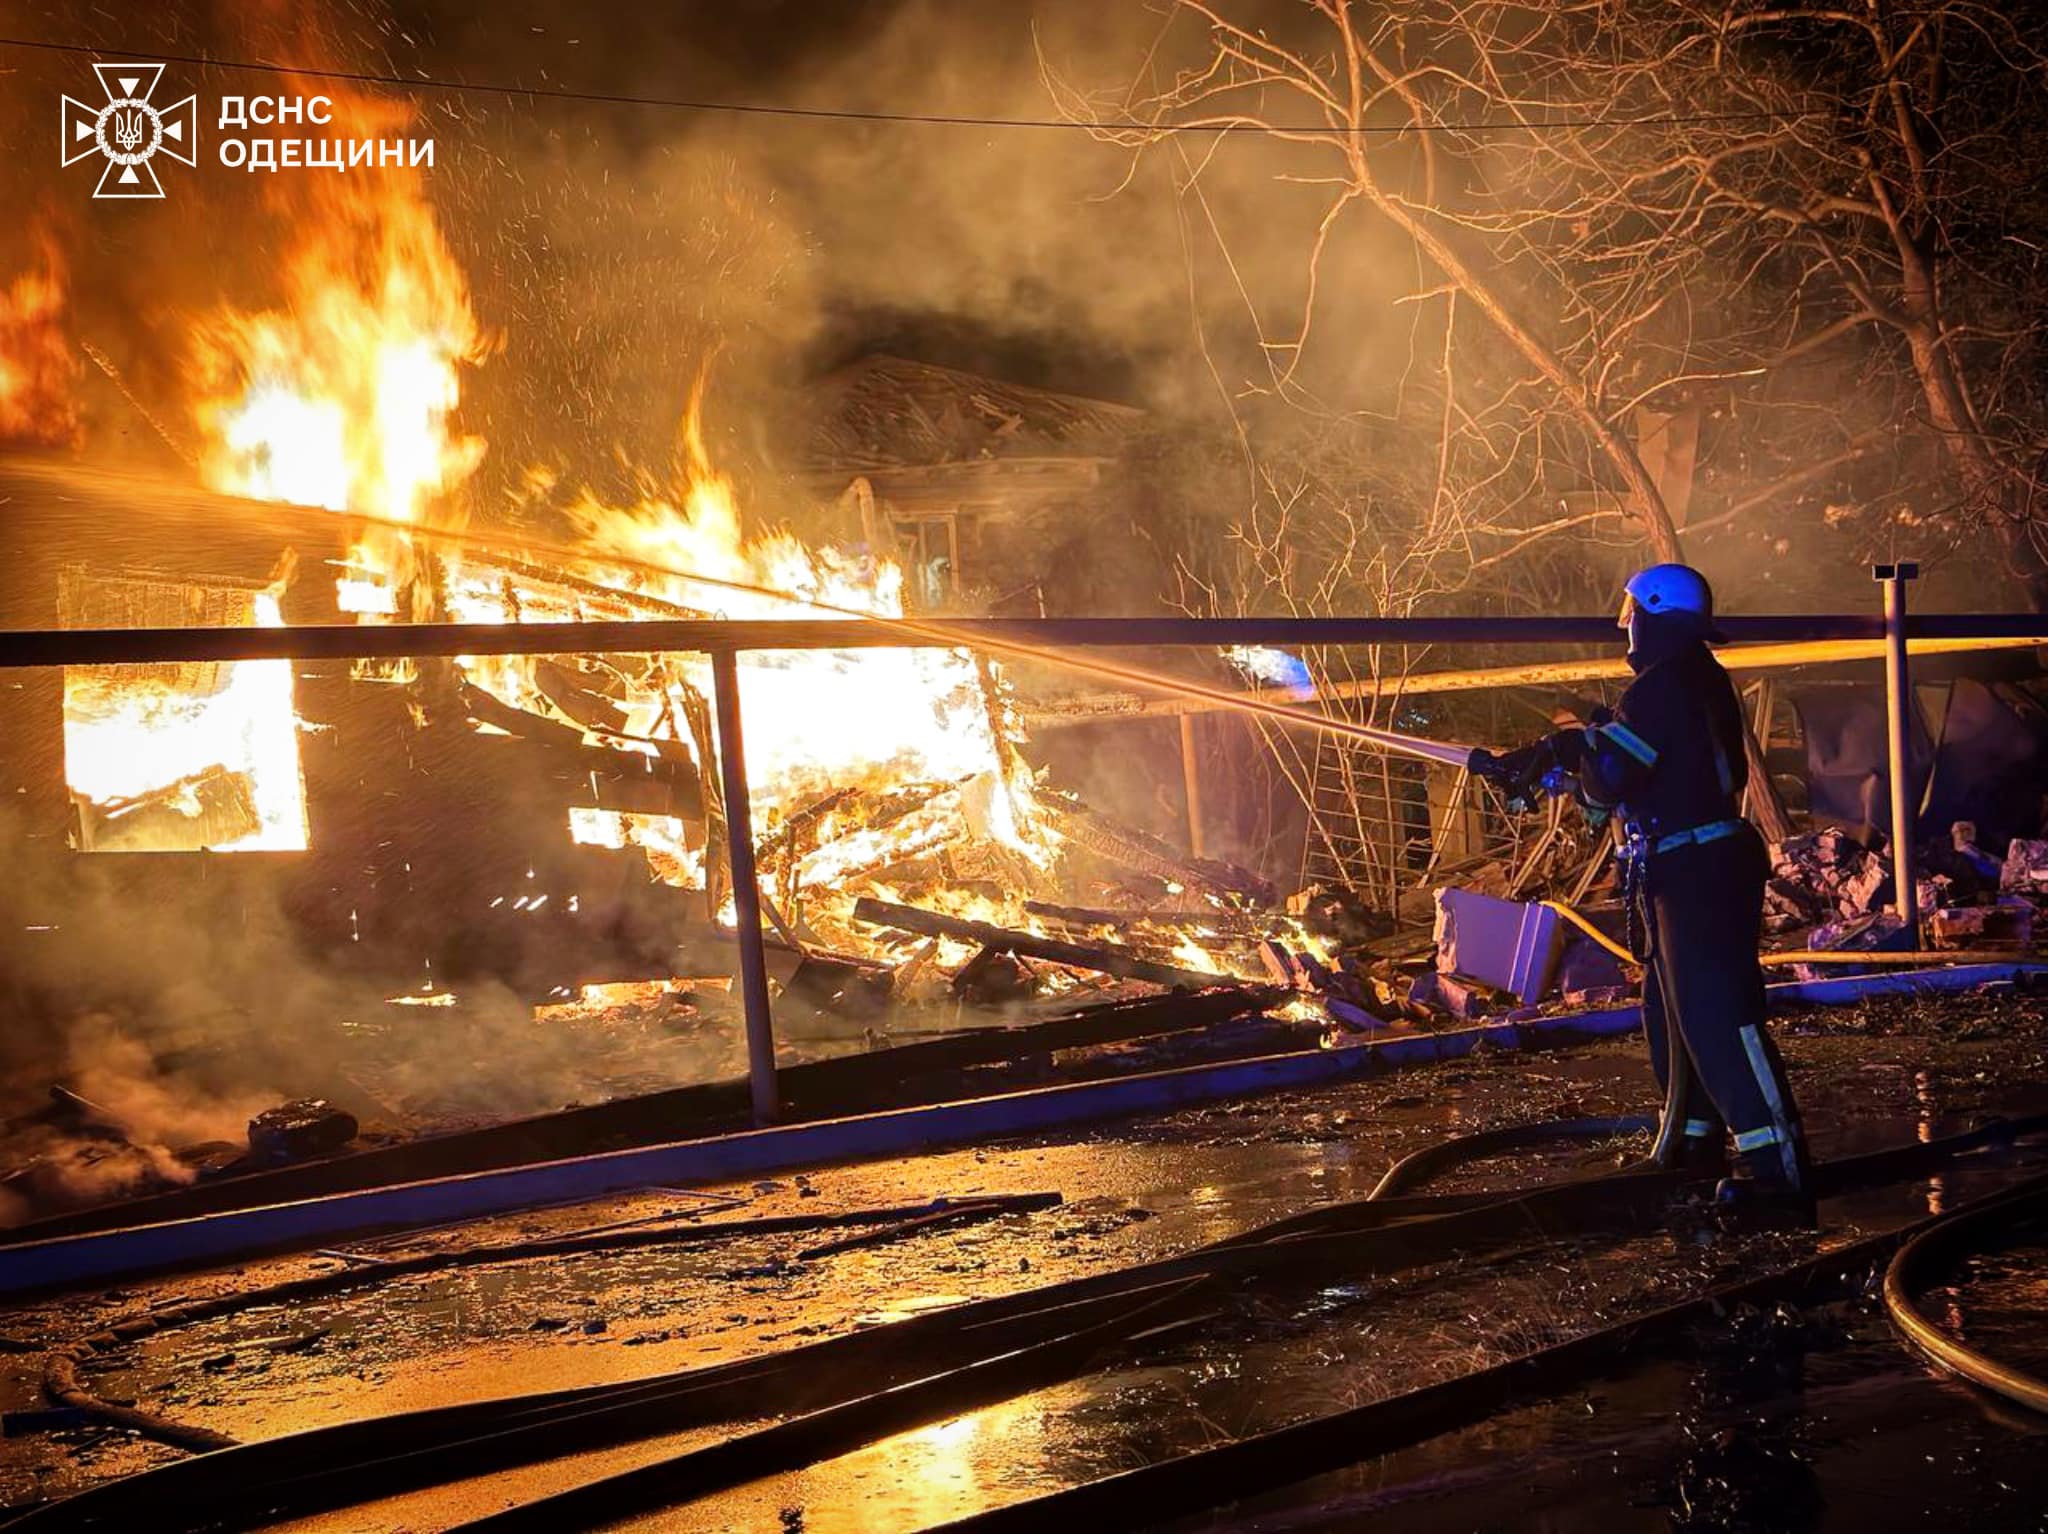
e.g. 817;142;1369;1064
142;85;1257;989
173;88;1052;913
62;590;309;852
192;85;486;618
512;397;1036;805
0;238;82;448
59;83;489;854
447;385;1056;900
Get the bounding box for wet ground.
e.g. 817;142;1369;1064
3;986;2046;1529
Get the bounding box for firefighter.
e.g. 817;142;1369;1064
1469;564;1812;1219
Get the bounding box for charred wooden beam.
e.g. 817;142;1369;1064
852;897;1234;989
1038;793;1274;905
784;953;895;1020
1022;900;1271;939
72;763;261;852
950;946;1043;1005
456;682;704;820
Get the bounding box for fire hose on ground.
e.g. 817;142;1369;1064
928;1166;2048;1534
1883;1179;2048;1417
9;1111;2044;1533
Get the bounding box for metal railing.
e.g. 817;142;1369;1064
3;591;2042;1124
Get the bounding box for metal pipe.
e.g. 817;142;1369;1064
1877;563;1922;941
1026;634;2045;727
711;651;778;1126
0;619;1479;765
1178;713;1205;857
7;609;2034;770
13;612;2048;671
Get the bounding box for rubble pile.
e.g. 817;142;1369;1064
1758;823;2045;959
1765;829;1888;931
1346;819;2048;1037
2000;838;2048;899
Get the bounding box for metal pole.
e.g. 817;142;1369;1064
710;648;778;1125
1876;562;1922;942
1178;713;1206;858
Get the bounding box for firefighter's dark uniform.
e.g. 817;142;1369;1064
1494;618;1810;1192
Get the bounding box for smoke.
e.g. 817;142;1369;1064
58;1015;274;1146
0;1015;283;1226
410;0;1410;490
0;0;1418;524
0;792;751;1224
0;1138;197;1229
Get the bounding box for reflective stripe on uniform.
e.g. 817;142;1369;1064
1738;1024;1802;1184
1649;817;1746;856
1685;1118;1721;1139
1734;1125;1784;1153
1596;721;1660;766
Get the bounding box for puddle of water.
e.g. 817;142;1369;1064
1934;1236;2048;1380
10;1017;2046;1528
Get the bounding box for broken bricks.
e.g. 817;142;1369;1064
1769;829;1887;920
1999;837;2048;897
1927;899;2035;951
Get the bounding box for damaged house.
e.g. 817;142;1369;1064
794;353;1149;616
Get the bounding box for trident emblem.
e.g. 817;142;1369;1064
61;63;197;200
112;107;148;156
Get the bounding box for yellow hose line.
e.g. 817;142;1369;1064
1032;636;2045;724
1539;901;1639;966
1759;948;2036;967
1539;900;2035;972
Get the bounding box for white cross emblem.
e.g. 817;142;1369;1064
61;63;198;200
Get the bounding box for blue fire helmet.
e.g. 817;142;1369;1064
1617;563;1722;640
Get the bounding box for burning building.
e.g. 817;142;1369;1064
0;71;1297;1202
7;12;2048;1532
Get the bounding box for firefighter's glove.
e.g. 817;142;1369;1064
1470;741;1561;813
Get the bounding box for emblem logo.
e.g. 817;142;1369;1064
61;63;198;200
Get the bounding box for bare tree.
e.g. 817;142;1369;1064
1597;1;2048;600
1077;2;2048;600
1052;2;1707;562
1055;1;2048;901
1056;0;1931;866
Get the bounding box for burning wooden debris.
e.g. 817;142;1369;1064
71;763;262;853
852;897;1233;992
58;564;307;853
248;1100;360;1167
